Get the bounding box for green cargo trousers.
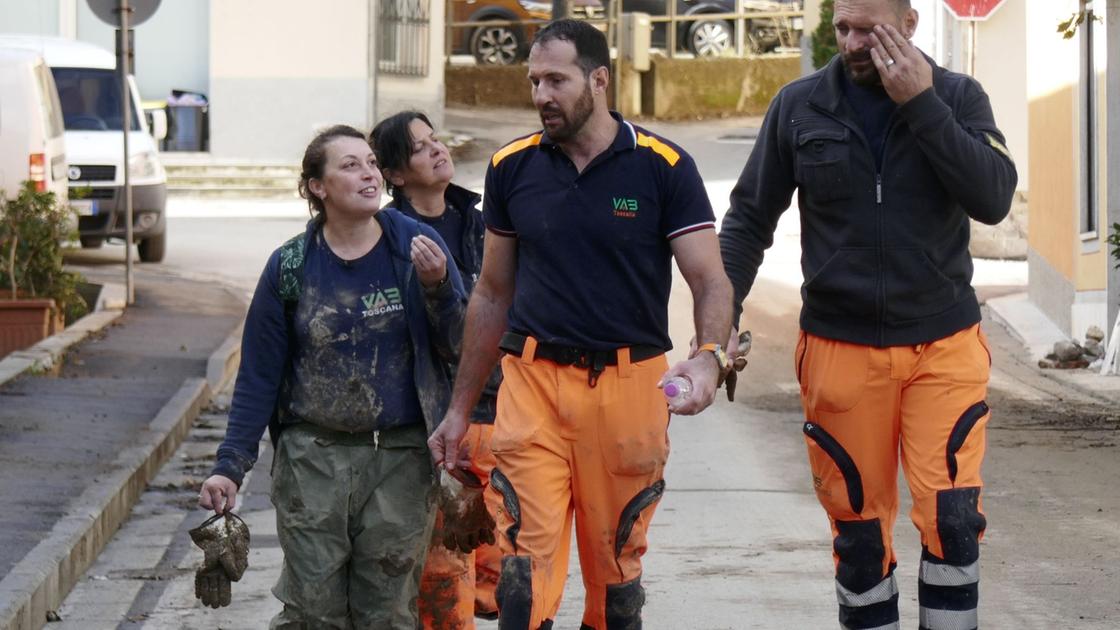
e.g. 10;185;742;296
268;422;437;630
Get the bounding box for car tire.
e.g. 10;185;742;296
79;236;103;249
470;21;525;65
688;18;733;57
138;231;166;263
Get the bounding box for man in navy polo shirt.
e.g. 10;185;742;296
428;18;733;630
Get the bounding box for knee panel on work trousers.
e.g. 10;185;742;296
917;488;984;630
496;556;532;630
834;519;899;630
604;577;645;630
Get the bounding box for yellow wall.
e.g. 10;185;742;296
1026;0;1111;292
1027;84;1076;281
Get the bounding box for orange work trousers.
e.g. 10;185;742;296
797;324;991;630
489;339;670;630
419;422;502;629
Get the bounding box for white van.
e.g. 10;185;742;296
0;36;169;262
0;48;68;204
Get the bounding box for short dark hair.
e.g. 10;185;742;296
369;110;434;198
532;18;609;77
298;124;367;220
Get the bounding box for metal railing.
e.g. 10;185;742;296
443;3;804;64
382;0;432;76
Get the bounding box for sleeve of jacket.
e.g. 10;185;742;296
897;79;1018;225
719;94;798;325
211;250;289;487
419;222;468;363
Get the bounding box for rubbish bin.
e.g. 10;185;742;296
165;90;209;152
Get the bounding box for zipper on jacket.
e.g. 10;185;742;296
875;114;900;346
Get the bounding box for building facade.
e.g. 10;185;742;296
0;0;446;160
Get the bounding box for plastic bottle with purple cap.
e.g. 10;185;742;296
662;376;692;405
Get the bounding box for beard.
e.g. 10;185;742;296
841;50;882;88
539;82;595;142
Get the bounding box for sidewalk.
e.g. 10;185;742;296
0;268;245;630
986;291;1120;405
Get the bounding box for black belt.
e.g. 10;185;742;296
499;332;662;387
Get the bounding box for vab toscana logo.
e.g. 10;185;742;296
361;288;404;317
613;197;638;218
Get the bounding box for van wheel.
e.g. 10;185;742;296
79;236;103;249
138;232;166;263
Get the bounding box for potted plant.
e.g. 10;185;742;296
0;181;88;357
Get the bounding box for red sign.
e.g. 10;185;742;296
942;0;1007;21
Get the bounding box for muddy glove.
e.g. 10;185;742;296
437;468;496;554
723;330;753;402
189;511;251;608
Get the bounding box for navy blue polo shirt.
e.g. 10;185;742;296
483;112;715;351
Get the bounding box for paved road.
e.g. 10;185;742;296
50;111;1120;628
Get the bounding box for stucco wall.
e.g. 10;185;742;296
1025;0;1111;336
208;0;444;159
974;0;1028;192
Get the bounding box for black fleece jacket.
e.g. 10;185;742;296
719;54;1018;347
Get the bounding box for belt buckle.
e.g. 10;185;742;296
570;348;591;368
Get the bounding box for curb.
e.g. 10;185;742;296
0;282;127;388
0;314;245;630
985;291;1068;363
206;317;244;393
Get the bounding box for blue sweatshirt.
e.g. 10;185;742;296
212;209;467;486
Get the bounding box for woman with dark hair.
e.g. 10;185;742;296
198;124;468;629
371;111;503;628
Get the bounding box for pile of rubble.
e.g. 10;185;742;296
1038;325;1107;370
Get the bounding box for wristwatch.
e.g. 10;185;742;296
697;343;730;371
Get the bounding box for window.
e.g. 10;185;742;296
1079;0;1098;238
51;67;140;132
34;63;64;138
379;0;431;76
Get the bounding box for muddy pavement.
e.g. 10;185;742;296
47;299;1120;628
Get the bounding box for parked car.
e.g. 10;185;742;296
623;0;802;56
0;48;68;204
452;0;603;65
0;36;169;262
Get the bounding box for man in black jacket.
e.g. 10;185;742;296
719;1;1017;629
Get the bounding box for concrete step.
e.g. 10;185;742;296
166;166;300;178
162;159;301;198
167;184;299;199
168;175;298;188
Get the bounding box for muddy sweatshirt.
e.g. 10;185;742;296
212;210;467;486
719;53;1018;347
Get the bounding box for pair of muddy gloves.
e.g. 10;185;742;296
189;512;250;608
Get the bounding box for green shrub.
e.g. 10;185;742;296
811;0;837;69
1108;222;1120;269
0;182;88;322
